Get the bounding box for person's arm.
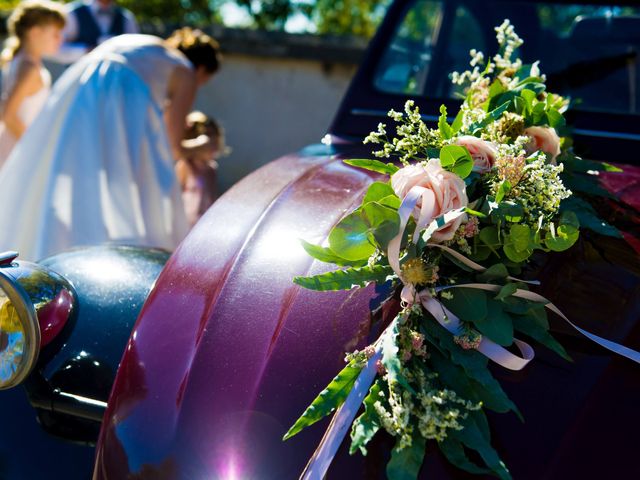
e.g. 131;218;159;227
1;61;43;138
164;65;197;161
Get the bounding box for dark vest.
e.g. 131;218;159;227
73;4;126;47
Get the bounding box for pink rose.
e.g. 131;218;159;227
524;126;561;163
455;136;498;173
391;159;468;243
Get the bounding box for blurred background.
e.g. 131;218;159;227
0;0;391;193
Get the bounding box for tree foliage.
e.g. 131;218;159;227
0;0;388;37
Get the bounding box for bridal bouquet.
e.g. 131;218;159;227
283;20;638;479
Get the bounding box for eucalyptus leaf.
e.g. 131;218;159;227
344;158;399;175
475;299;514;346
561;172;615;199
293;265;393;291
561;196;621;238
495;282;518;301
440;145;474;179
362;201;401;250
441;288;488;324
513;309;571;361
363;182;397;205
283;361;362;440
477;263;509;283
544;222;579;252
329;209;376;261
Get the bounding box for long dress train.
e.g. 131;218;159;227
0;35;189;260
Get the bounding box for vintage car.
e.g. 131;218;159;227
1;0;640;478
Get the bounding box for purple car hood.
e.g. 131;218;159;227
94;149;640;479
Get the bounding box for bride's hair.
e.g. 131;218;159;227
165;27;222;75
1;0;66;65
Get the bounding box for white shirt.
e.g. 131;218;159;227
50;1;139;64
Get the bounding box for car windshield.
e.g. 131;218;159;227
374;0;640;115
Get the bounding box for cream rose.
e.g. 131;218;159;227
455;135;498;173
524;126;561;163
391;159;468;243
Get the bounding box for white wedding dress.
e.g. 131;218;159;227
0;52;51;166
0;35;190;260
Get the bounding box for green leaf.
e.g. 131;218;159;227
362;202;401;250
469;101;510;134
561;172;615;199
494;180;511;204
300;240;368;267
488;79;507;100
450;412;512;480
451;108;464;133
495;282;518;301
440;144;473;179
440;437;493;476
478;226;502;256
344;158;399;175
520;89;536;113
438;104;454;140
428;348;517;415
475;299;514;346
441;288;488;324
293;265;393;291
560;155;622;173
283;361;362;440
486;198;524;223
329;210;375;261
503;225;533;262
386;434;426;480
513;308;571;361
477;263;509;283
363;182;396;205
561;196;621;238
546;108;565;128
350;380;382;455
329;202;400;260
544;212;579;252
381;316;413;391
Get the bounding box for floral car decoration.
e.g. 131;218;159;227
282;20;640;480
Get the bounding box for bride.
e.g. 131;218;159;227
0;27;221;260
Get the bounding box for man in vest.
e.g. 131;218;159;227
53;0;139;63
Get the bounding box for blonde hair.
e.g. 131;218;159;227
184;111;228;156
1;1;66;64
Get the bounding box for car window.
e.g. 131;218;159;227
373;0;640;115
373;0;444;95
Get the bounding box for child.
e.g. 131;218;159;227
176;111;227;227
0;1;65;166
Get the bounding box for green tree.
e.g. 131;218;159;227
310;0;388;37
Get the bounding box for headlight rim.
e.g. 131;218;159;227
0;267;41;390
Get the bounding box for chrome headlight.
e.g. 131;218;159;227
0;251;76;389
